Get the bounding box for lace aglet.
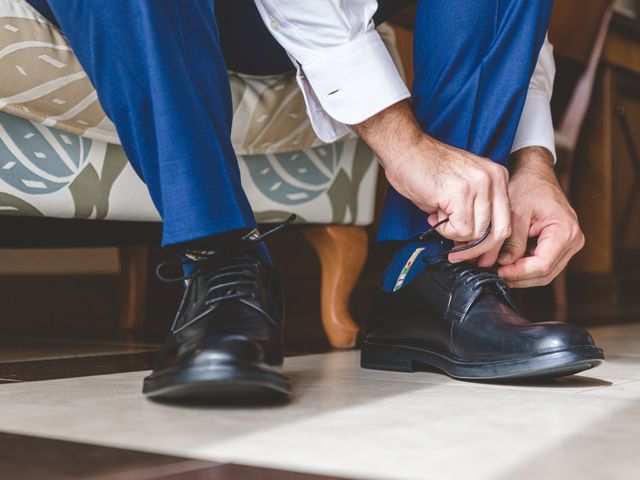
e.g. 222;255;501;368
285;213;297;225
418;218;449;242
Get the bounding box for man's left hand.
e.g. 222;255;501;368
496;147;585;288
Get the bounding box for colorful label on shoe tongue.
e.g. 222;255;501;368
184;249;216;262
184;227;263;262
393;247;425;292
243;228;261;242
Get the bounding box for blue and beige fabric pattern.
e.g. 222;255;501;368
0;0;404;224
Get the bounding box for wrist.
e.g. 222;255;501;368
352;100;426;170
509;146;556;183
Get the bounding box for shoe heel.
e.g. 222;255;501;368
361;341;415;373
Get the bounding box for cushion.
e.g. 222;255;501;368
0;112;378;224
0;0;403;224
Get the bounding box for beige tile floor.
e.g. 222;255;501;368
0;323;639;480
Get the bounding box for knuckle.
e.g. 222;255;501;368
540;275;554;287
459;224;474;238
501;225;513;240
490;163;508;179
492;226;511;242
475;226;489;239
568;225;585;250
577;231;586;249
474;170;491;187
539;260;553;275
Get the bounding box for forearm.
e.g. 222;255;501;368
351;100;428;171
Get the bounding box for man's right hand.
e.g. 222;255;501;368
352;101;511;266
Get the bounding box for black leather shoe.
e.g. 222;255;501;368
361;259;604;380
143;231;292;402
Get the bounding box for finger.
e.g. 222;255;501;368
488;166;512;248
504;251;568;288
507;276;554;289
509;234;581;287
468;167;494;240
476;244;502;268
498;225;566;282
506;251;570;288
476;176;511;267
450;169;510;264
428;210;448;227
500;228;582;288
435;197;476;242
498;256;552;286
472;183;491;240
448;224;498;264
497;212;529;265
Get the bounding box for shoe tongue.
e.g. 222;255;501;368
436;260;491;281
185;239;262;264
436;263;517;320
430;260;476;283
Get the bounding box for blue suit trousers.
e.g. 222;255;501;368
26;0;552;248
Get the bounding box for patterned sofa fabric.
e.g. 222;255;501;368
0;0;404;224
0;111;379;224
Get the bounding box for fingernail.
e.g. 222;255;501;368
499;254;512;264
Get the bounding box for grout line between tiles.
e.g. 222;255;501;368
577;377;640;395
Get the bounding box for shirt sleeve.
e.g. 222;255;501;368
253;0;411;143
511;35;557;160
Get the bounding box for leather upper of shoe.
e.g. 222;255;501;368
366;259;597;361
151;247;284;375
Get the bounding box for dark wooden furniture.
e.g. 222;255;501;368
548;0;616;320
0;214;369;348
568;11;640;311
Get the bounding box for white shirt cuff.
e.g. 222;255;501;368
511;90;557;162
297;30;410;143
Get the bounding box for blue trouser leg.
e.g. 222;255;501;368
378;0;553;244
27;0;258;246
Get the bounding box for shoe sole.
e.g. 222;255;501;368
360;341;604;381
142;364;291;404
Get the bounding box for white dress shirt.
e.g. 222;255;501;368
253;0;556;159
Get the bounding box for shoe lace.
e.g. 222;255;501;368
417;218;492;261
155;214;296;332
439;260;507;293
418;218;508;293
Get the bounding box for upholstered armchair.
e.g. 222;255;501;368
0;0;404;347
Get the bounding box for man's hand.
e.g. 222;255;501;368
497;147;585;287
352;101;511;264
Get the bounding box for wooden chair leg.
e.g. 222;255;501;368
118;245;149;331
302;225;367;349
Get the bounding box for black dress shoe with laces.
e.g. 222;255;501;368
143;224;293;402
361;259;604;380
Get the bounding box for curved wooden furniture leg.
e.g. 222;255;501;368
302;225;367;349
118;245;149;331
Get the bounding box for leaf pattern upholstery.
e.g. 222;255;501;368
0;0;404;225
